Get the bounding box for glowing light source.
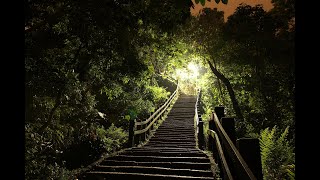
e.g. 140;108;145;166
174;62;199;81
175;69;188;80
173;62;201;95
187;62;199;79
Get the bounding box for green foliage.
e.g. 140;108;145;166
176;6;295;180
96;124;128;152
25;0;188;178
25;0;295;179
259;126;295;180
100;85;124;101
285;164;295;180
146;86;171;106
25;123;74;179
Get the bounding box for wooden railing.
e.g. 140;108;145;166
208;129;233;180
128;83;179;147
195;88;204;149
196;90;263;180
209;111;257;180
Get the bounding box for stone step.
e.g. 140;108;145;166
92;165;213;177
167;115;193;116
154;133;195;136
147;143;196;146
99;160;212;170
146;140;196;144
156;130;195;136
155;129;194;131
83;171;214;180
157;128;194;130
156;126;194;129
156;126;194;128
130;147;200;152
153;132;195;135
148;140;196;144
152;134;195;137
152;134;195;136
122;151;207;157
125;148;203;153
144;145;196;149
151;136;195;138
107;155;210;163
149;138;195;141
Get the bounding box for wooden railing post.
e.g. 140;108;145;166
198;90;204;114
208;113;219;162
214;106;225;121
198;116;204;150
128;119;135;147
208;113;215;151
147;121;152;139
237;138;263;180
221;117;236;145
142;124;146;142
151;120;155;131
220;117;236;179
209;106;224;155
135;119;141;145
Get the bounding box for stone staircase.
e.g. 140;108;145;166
79;95;214;179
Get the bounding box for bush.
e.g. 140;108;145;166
259;126;295;180
96;124;128;153
25;130;73;179
146;85;170;106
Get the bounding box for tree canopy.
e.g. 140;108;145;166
25;0;295;179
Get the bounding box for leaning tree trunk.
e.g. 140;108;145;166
212;59;226;106
207;60;244;120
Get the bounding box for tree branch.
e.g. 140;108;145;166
207;59;244;120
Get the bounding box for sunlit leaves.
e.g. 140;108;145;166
100;85;123;100
95;124;127;152
137;19;143;25
146;86;170;104
124;115;131;121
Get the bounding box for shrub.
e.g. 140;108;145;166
96;124;128;153
259;126;295;180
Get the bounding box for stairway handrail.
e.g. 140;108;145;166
212;112;257;180
208;129;234;180
134;83;179;135
195;88;201;127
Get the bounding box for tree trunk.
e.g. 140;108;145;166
212;60;225;105
207;60;244;120
39;90;63;133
